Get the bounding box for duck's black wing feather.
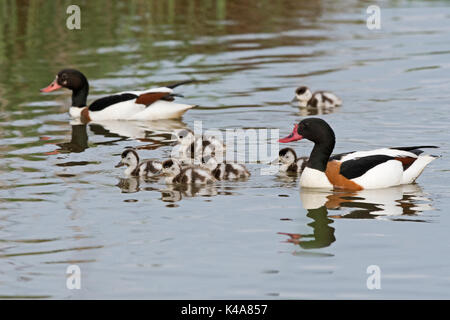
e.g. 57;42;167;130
339;155;395;180
389;145;439;156
89;93;138;111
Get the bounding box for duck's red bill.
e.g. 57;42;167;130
40;80;62;93
279;124;303;143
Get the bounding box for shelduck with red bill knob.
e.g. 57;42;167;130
279;118;438;190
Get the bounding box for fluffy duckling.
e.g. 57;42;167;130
115;148;162;177
162;159;216;184
294;86;342;108
203;156;251;180
172;128;225;164
278;147;308;174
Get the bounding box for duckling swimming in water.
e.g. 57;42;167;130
115;148;162;177
203;156;251;180
161;158;216;184
278;147;308;174
293;86;342;109
172;128;225;165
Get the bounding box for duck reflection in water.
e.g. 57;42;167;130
317;184;434;221
280;184;434;250
52;119;188;154
279;205;336;250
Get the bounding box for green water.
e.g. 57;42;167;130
0;0;449;299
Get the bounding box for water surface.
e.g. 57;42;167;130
0;0;449;299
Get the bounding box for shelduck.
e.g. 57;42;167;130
40;69;196;121
161;159;216;185
115;148;162;177
279;118;438;190
202;156;251;180
293;86;342;108
278;147;308;174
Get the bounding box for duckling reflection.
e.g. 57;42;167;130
294;104;338;116
116;177;140;193
116;175;163;194
300;184;433;220
160;183;218;202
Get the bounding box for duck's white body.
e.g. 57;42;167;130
299;148;437;190
70;87;195;121
70;101;194;121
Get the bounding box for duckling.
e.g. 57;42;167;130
115;148;162;177
172;128;225;164
278;147;308;174
161;159;216;184
202;156;251;180
294;86;342;108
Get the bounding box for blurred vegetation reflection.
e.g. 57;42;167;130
0;0;328;107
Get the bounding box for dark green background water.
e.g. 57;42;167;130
0;0;449;299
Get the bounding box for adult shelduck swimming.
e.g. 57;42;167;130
40;69;196;121
293;86;342;109
279;118;438;190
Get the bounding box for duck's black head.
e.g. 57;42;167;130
41;69;89;107
279;118;336;172
279;118;335;145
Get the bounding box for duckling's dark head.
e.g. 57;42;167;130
294;86;312;103
279;147;297;164
115;149;139;168
162;159;174;169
